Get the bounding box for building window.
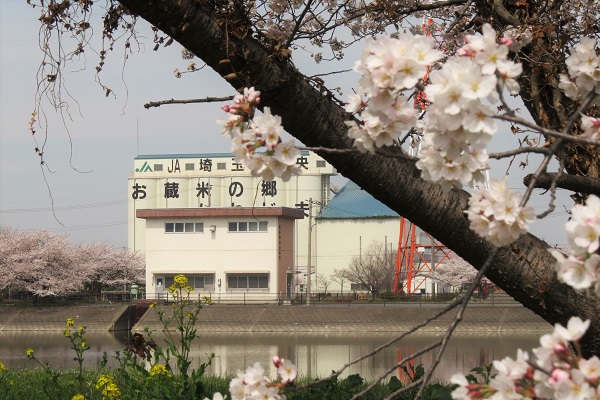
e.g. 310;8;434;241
165;222;204;233
185;163;195;171
227;274;269;289
351;283;369;291
154;164;163;171
162;274;214;291
228;221;268;232
217;162;226;170
316;160;326;168
192;274;215;291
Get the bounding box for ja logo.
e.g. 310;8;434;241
136;161;153;172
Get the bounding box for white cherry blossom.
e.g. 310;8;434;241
554;317;590;342
466;179;536;246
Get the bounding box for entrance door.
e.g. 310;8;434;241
155;276;165;299
287;273;293;298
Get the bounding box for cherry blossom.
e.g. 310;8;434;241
550;195;600;294
581;115;600;140
0;228;144;296
451;316;599;399
222;356;297;400
558;36;600;105
219;88;300;181
345;34;443;153
416;25;522;191
465;179;536;247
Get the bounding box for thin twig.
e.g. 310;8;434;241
144;96;234;109
413;247;500;400
494;114;600;147
519;91;597;208
284;0;314;49
488;147;551;159
308;68;353;79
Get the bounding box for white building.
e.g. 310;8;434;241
136;207;303;300
128;152;335;296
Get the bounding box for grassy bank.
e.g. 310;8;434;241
0;367;455;399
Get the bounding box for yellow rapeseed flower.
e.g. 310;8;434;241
174;274;188;286
96;375;121;399
64;328;71;337
66;318;75;327
96;375;113;388
149;364;170;377
72;394;85;400
25;348;34;357
0;360;5;372
101;383;120;400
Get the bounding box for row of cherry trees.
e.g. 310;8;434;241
0;228;145;297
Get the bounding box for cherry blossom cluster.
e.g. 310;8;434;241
501;26;533;52
219;87;300;182
549;195;600;294
417;24;523;191
345;34;444;153
465;179;535;247
558;37;600;105
451;316;599;399
206;356;297;400
581;115;600;140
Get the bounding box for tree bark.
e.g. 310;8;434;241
119;0;600;356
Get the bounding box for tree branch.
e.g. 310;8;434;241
523;173;600;196
143;95;234;109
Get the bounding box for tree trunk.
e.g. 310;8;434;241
119;0;600;356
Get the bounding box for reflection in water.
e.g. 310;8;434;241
0;331;132;370
0;331;540;382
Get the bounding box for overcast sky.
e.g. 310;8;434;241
0;0;571;248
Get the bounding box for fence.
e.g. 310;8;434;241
0;291;140;306
0;289;520;307
144;289;520;306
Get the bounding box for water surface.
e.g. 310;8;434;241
0;331;541;382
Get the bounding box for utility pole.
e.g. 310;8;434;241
307;197;312;305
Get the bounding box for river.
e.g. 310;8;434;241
0;331;540;383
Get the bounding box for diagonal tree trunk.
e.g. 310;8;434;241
118;0;600;356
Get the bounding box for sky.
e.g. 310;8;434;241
0;0;572;249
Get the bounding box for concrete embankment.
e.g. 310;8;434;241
0;303;553;335
135;304;552;335
0;305;135;332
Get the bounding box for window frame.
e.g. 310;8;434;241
164;221;204;234
227;221;268;233
227;273;269;290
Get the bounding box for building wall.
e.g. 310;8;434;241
143;215;283;297
311;218;445;295
312;218;401;293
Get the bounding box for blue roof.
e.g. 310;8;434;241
319;181;400;219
